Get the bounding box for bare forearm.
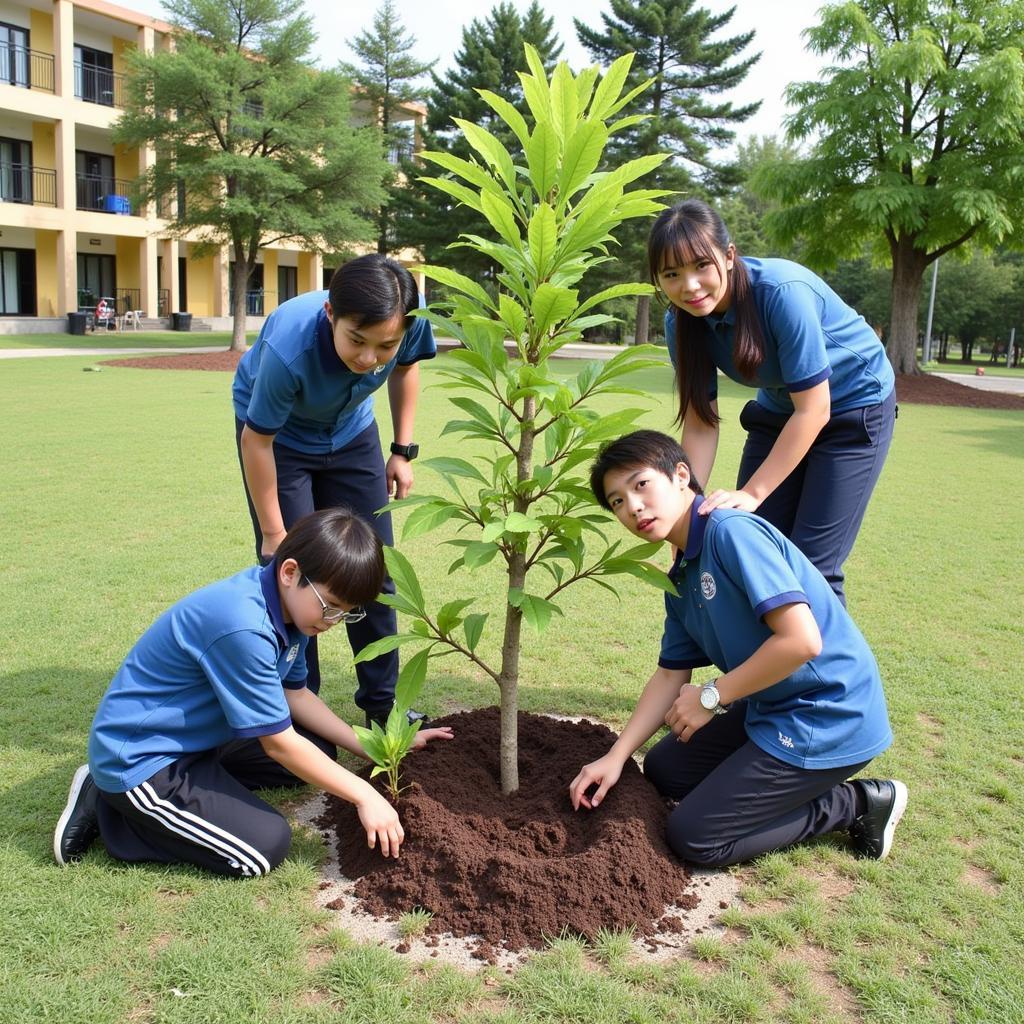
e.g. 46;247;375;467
285;688;369;761
681;410;719;492
742;408;828;503
609;668;690;763
387;363;419;445
240;428;285;537
260;730;377;804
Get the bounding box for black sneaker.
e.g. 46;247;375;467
364;706;431;730
849;779;908;860
53;765;100;866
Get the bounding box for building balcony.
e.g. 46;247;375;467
0;45;55;93
74;63;126;108
0;164;57;207
76;173;134;214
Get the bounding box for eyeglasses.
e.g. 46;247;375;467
302;576;366;624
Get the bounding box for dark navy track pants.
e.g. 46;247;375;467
643;703;869;867
736;390;896;606
236;418;398;711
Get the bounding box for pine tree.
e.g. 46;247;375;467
342;0;434;254
575;0;759;343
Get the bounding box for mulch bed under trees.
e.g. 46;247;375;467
101;351;1024;410
316;707;697;957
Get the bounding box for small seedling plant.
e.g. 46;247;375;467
358;47;676;795
351;648;428;801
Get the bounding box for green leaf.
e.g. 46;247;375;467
420;456;490;486
383;546;424;614
476;89;531;151
453;118;516;191
550;61;578;141
401;501;466;541
588;51;634;121
463;612;488;653
602;558;679;596
418;175;483;214
437;598;476;635
480;190;523;248
481;520;506;544
418;150;499;193
526;122;559;199
353;633;426;664
528;203;557;279
419;264;494;310
515;592;562;634
519;68;552;125
463;541;501;569
504;511;543;534
558;121;607;205
574;282;656;318
395;647;430;710
498;293;528;340
531;283;578;336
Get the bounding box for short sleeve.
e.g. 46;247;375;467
199;631;292;739
244;346;300;435
665;307;717;401
397;314;437;366
658;593;713;670
762;282;832;393
709;516;808;621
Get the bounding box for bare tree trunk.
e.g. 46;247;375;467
886;241;928;375
230;253;251;353
634;294;651;346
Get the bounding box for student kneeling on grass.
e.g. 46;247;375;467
54;508;453;875
569;430;907;867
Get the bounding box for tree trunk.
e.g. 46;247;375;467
230;254;251;353
634;294;650;346
886;241;929;374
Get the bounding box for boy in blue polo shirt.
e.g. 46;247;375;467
233;254;436;725
54;508;452;875
569;430;906;867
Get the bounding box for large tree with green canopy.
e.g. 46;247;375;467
755;0;1024;374
115;0;387;351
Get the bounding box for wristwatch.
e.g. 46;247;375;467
699;679;730;715
390;442;419;460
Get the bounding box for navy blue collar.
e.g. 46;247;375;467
259;561;290;647
668;497;708;584
704;304;736;331
316;308;347;375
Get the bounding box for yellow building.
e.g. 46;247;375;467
0;0;425;333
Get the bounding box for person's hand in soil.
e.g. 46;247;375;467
409;725;455;750
569;753;624;811
358;790;405;858
664;684;714;742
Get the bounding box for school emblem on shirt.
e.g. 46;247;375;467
778;731;795;749
286;644;300;663
700;572;717;600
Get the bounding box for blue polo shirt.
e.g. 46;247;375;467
88;564;308;793
665;257;894;415
232;289;436;455
658;503;892;770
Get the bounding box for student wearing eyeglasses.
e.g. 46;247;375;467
53;508;453;876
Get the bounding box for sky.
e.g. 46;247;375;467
127;0;829;153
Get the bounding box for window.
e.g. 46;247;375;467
77;253;115;310
76;150;115;210
0;23;29;88
0;248;36;314
278;265;298;304
74;45;114;105
0;138;31;203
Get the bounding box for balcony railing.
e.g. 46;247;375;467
76;173;134;214
387;141;415;165
74;62;125;108
0;163;56;206
158;288;170;319
0;45;55;92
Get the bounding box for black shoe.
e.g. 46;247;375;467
364;706;431;730
849;779;908;860
54;765;100;866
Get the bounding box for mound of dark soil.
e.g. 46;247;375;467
315;707;696;955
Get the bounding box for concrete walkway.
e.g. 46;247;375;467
0;345;224;359
932;372;1024;396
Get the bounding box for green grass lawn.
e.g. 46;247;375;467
0;330;253;350
922;359;1024;378
2;351;1022;1023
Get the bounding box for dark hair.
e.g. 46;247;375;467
274;508;385;607
647;199;765;427
589;430;703;510
328;253;419;330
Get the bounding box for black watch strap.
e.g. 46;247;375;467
390;441;419;460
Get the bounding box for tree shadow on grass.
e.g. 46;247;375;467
958;421;1024;460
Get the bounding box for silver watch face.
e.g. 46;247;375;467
699;685;718;711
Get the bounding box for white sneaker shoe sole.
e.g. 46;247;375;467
53;764;93;867
879;780;908;860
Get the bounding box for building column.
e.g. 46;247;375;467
213;246;229;316
54;117;76;212
55;229;76;315
53;0;75;98
299;250;323;293
138;235;158;318
262;249;279;313
162;238;178;318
